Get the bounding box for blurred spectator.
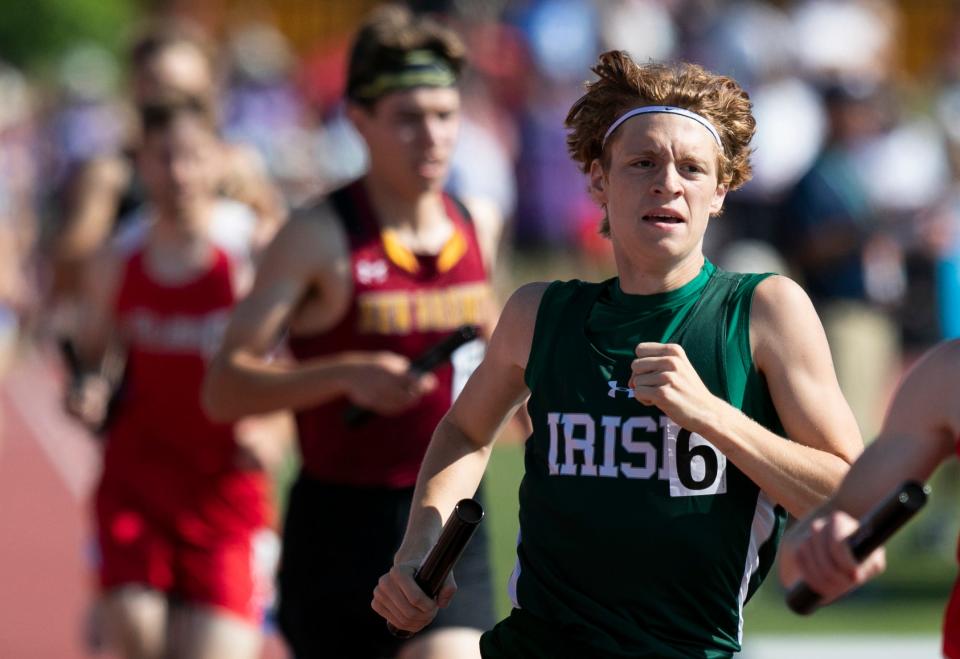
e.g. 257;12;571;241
505;0;599;247
222;22;315;201
925;84;960;340
780;79;901;439
747;78;827;200
517;0;599;84
513;78;593;247
284;40;369;204
684;1;828;258
685;0;794;89
790;0;898;84
0;213;25;416
919;189;960;341
855;114;951;352
448;15;526;223
0;58;38;380
48;44;126;181
448;107;517;221
599;0;676;63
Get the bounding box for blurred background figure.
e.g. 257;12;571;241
46;43;126;188
930;96;960;341
0;57;37;466
50;18;286;337
0;65;28;452
64;96;280;659
779;79;902;442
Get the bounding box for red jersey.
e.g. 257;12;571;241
99;243;269;542
944;437;960;657
288;180;491;488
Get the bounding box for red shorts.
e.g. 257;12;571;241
95;495;272;623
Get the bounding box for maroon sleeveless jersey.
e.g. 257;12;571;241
101;244;269;539
288;180;492;487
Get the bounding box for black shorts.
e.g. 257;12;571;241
277;472;495;659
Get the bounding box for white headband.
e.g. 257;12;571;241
601;105;723;152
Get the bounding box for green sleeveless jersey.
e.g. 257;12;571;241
484;261;786;658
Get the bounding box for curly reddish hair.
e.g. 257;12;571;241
566;51;756;191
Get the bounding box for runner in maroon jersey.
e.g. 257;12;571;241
203;5;502;658
65;97;278;659
780;339;960;657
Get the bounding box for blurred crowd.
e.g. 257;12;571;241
2;0;960;438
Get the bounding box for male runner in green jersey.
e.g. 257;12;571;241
373;51;863;657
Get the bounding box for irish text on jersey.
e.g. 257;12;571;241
546;412;728;497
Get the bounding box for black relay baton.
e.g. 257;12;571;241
387;498;484;638
344;324;480;427
59;336;127;435
786;480;929;615
59;337;84;382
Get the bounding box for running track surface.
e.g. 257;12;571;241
0;347;288;659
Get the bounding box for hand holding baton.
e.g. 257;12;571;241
345;325;480;427
786;480;929;615
387;498;484;638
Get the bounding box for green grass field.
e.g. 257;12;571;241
482;442;959;635
482;251;960;636
483;441;525;618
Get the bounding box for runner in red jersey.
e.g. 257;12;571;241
203;6;502;658
65;97;278;659
52;19;285;314
781;338;960;657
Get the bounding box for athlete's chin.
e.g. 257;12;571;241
628;230;687;252
627;240;696;267
159;198;208;229
166;192;207;213
408;173;447;193
411;158;449;181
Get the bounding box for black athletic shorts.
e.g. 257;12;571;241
277;472;495;659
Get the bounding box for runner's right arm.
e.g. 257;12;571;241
55;157;129;265
778;340;960;597
63;246;123;430
203;205;435;421
372;283;544;632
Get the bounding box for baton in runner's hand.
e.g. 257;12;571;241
786;480;929;615
387;498;484;638
59;337;127;435
344;325;480;427
59;337;84;381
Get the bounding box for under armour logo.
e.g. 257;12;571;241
356;259;388;285
607;380;635;398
